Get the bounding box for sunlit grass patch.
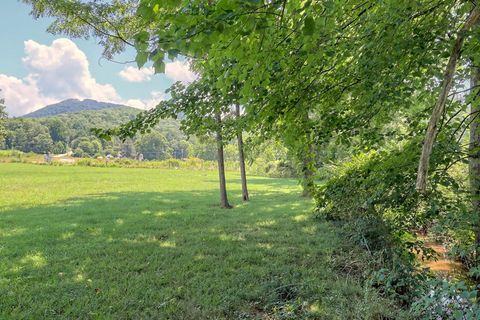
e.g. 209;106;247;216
0;163;407;319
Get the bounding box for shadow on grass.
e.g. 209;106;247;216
2;190;345;319
206;177;300;189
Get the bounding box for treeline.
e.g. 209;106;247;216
0;107;298;177
1;107;221;160
1;107;186;159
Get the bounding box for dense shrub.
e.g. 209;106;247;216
185;157;204;169
164;158;181;168
73;148;86;158
314;142;422;227
51;141;66;154
313;141;440;305
313;135;480;311
0;150;41;163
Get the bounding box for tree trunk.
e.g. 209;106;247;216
235;104;249;201
302;112;314;197
416;6;480;193
215;112;232;208
470;63;480;258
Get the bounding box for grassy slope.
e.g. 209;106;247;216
0;164;404;319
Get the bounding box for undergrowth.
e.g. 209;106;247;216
313;140;480;319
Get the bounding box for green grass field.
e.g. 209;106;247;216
0;163;403;319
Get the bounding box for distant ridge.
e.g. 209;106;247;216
22;99;134;118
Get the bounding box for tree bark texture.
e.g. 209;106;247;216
302;112;314;197
470;64;480;253
215;111;232;208
235;104;249;201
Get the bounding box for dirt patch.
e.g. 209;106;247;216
57;157;76;164
419;238;465;278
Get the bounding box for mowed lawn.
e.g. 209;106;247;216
0;164;400;319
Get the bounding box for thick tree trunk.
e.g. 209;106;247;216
470;64;480;257
235;104;249;201
215;112;232;208
416;6;480;193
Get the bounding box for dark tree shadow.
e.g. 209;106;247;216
206;177;300;188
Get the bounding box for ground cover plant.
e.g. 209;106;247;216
0;163;406;319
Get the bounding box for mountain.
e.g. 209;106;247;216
22;99;135;118
47;105;142;129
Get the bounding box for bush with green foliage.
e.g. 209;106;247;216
315;142;420;225
135;132;172;160
72;137;102;157
51;141;66;154
313;139;467;305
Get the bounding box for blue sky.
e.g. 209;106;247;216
0;1;195;116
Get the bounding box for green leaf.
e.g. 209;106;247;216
136;3;153;19
154;59;165;73
134;31;149;43
134;31;149;53
453;310;463;320
135;52;148;68
303;16;315;35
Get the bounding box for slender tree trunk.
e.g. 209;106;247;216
215;112;232;208
416;6;480;193
470;63;480;258
302;112;314;197
235;104;249;201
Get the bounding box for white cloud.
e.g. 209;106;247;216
124;91;166;110
165;60;198;83
118;60;197;84
0;74;56;116
0;39;192;116
0;39;167;116
23;39;120;102
0;39;124;116
118;66;155;83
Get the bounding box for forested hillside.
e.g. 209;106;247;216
22;98;128;118
2;105;210;160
